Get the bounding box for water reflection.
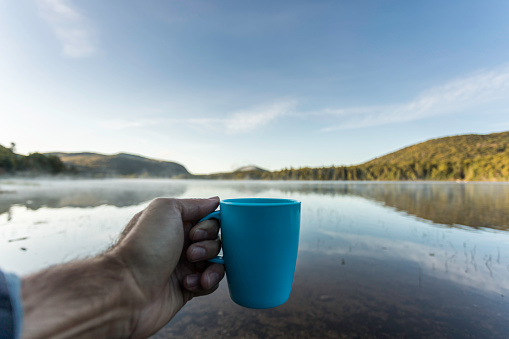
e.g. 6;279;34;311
1;180;507;231
276;181;509;231
1;179;508;338
0;179;188;213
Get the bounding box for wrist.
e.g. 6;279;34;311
97;253;144;338
22;255;142;339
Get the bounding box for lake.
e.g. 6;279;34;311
1;179;508;338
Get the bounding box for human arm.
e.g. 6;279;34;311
21;197;225;339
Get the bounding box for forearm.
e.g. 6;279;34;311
22;255;140;339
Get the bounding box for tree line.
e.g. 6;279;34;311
261;157;508;181
199;157;508;182
3;131;508;180
0;143;74;175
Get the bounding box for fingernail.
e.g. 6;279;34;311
208;196;219;200
207;272;220;289
186;274;200;288
190;246;206;261
193;229;208;240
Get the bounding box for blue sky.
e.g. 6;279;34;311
1;0;509;174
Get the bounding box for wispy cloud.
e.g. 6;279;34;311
224;100;297;133
180;100;297;134
319;64;509;131
98;118;166;130
97;100;297;134
36;0;98;58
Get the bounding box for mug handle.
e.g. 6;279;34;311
199;210;224;265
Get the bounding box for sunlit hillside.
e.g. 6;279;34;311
238;131;509;181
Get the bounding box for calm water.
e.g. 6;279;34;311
1;179;508;338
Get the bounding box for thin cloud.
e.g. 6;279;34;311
224;100;297;133
181;100;297;134
320;64;509;131
97;100;297;134
36;0;98;58
98;118;165;130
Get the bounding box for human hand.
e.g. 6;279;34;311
110;197;225;338
21;197;223;339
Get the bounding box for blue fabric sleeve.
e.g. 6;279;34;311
0;269;23;339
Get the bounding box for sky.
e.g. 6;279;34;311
1;0;509;174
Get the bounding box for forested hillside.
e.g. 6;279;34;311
197;132;508;181
261;131;509;181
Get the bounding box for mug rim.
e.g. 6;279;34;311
221;198;300;206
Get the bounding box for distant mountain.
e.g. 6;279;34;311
194;165;269;180
49;152;190;178
234;165;269;172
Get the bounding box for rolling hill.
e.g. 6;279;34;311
49;152;190;178
359;131;509;180
365;131;509;166
262;131;509;181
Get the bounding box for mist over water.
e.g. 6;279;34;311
1;179;508;338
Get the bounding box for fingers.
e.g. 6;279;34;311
177;197;220;222
187;218;221;262
184;217;224;294
187;240;221;262
121;198;219;240
201;263;225;291
190;219;220;241
183;263;225;293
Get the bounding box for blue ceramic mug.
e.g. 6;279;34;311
201;198;301;309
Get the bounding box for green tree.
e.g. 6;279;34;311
0;144;17;172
